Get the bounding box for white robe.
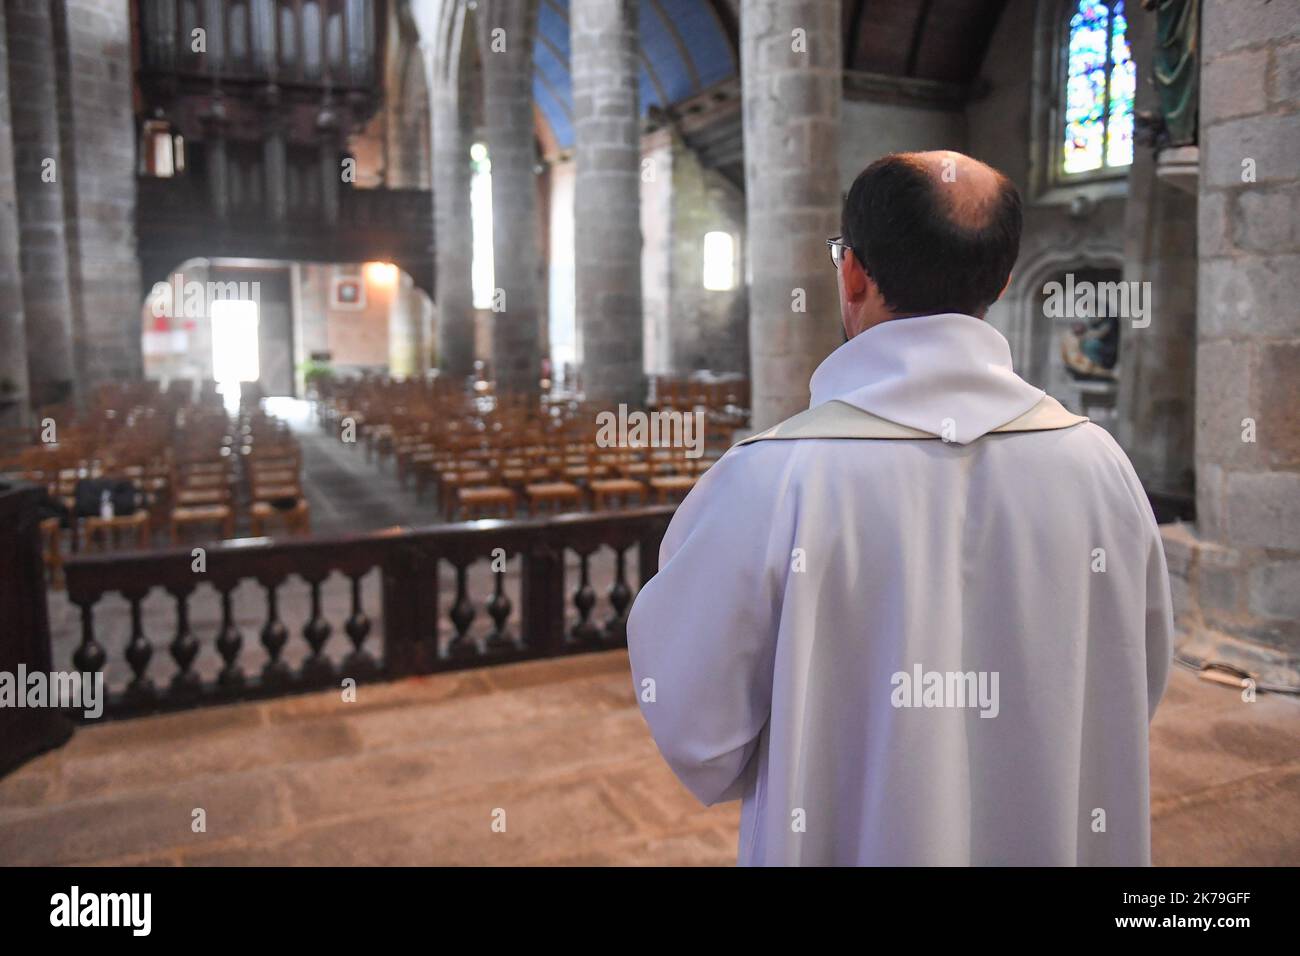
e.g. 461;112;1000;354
627;313;1174;866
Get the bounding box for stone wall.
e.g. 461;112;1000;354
6;0;77;409
1116;8;1197;499
1169;0;1300;685
0;1;28;425
970;0;1128;427
387;269;434;377
838;98;967;191
51;0;141;387
141;258;213;385
664;135;747;376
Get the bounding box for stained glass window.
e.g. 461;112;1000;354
1062;0;1134;175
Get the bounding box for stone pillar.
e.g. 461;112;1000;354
264;121;288;224
1117;7;1196;499
431;63;475;378
260;80;287;225
0;2;30;425
5;0;77;408
317;100;342;226
478;0;543;393
205;119;230;219
1164;0;1300;685
51;0;142;387
740;0;842;430
572;0;643;408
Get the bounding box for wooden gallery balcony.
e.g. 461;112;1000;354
136;177;434;295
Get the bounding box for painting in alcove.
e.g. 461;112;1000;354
1061;311;1120;381
1035;267;1123;390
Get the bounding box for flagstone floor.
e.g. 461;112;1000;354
1;652;1297;866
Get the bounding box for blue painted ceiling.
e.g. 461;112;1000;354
533;0;737;149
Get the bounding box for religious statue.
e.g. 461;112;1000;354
1141;0;1199;146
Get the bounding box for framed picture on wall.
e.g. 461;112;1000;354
332;271;366;310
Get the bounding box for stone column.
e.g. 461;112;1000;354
52;0;142;387
1117;7;1196;499
478;0;543;393
431;61;475;378
0;1;30;426
1163;0;1300;685
5;0;77;408
740;0;842;430
204;114;230;219
572;0;643;408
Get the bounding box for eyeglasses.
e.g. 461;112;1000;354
826;236;852;269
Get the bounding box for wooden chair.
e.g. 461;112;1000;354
439;463;498;520
170;459;235;543
561;448;609;484
171;502;235;543
523;480;584;515
588;448;648;509
248;487;311;537
39;516;64;588
247;455;310;537
648;473;697;503
455;485;518;520
82;510;151;552
589;477;648;510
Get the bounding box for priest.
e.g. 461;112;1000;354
626;150;1174;866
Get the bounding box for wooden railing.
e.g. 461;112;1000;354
60;508;674;721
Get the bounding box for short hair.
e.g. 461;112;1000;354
840;153;1023;317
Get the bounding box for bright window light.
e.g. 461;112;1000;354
211;299;260;385
702;231;735;291
364;261;398;287
470;143;495;309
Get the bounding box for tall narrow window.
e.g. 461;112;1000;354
140;119;182;177
702;231;735;291
1062;0;1134;176
470;142;495;310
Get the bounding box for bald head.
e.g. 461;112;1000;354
906;150;1009;230
840;149;1022;318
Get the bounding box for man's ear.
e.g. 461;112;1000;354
996;272;1013;301
844;250;869;302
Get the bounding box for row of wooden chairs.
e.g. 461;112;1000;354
648;374;750;427
317;378;724;522
3;389;311;585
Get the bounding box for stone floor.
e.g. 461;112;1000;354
0;651;1297;866
283;397;451;536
